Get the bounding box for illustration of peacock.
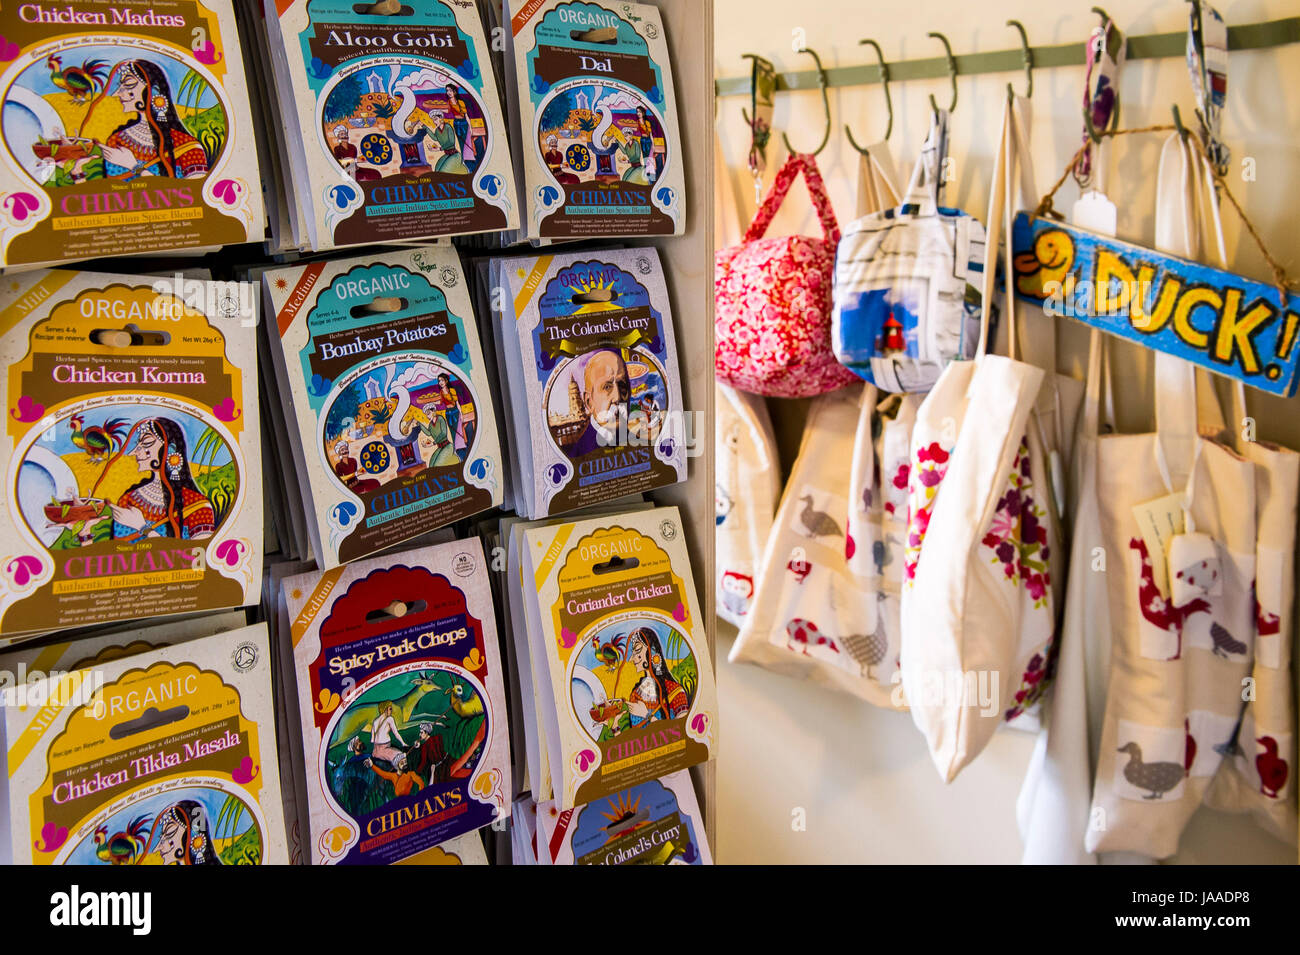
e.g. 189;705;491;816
798;494;843;538
69;413;128;463
93;815;150;865
46;54;109;104
1117;741;1185;800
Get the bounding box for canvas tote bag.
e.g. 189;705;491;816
1085;133;1259;858
715;382;782;628
730;385;906;709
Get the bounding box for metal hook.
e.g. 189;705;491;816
1171;104;1189;140
844;39;892;155
927;32;957;115
1091;6;1112;23
739;53;773;128
781;47;831;156
1082;98;1120;143
1006;20;1032;99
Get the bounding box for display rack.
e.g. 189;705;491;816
713;15;1300;97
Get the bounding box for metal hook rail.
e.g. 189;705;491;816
714;16;1300;98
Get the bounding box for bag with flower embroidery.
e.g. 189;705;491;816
715;154;858;398
898;99;1063;780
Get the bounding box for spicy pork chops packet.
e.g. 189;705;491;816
0;270;263;641
506;0;684;240
263;245;502;568
0;0;264;269
522;506;715;810
266;0;517;250
1;622;290;865
283;539;509;865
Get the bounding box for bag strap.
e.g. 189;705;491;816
855;145;901;218
743;153;840;244
898;109;948;218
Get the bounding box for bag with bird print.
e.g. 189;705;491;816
1085;134;1263;858
715;383;782;628
898;94;1064;783
730;385;906;709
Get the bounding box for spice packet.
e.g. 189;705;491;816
264;246;502;567
1;269;262;639
0;0;264;267
268;0;516;249
284;538;509;864
522;506;715;809
1;622;289;865
507;0;684;239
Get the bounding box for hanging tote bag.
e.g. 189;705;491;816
897;94;1062;783
831;110;987;394
715;154;858;398
1085;134;1259;858
715;382;782;628
729;385;907;709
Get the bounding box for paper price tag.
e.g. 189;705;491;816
1132;491;1186;598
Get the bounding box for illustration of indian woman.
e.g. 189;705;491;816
624;626;689;727
435;373;475;461
109;418;215;542
150;800;222;866
99;59;209;180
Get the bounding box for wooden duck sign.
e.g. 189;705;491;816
1011;212;1300;397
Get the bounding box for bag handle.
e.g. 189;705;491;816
897;110;948;220
743;153;840;244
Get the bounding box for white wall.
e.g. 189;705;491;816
714;0;1300;864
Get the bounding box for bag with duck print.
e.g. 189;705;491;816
1085;134;1264;858
729;385;907;709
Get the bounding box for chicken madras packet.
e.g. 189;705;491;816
1;623;289;865
284;538;509;865
0;269;262;640
523;506;716;809
0;0;265;268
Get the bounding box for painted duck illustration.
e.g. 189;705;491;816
93;814;151;865
798;495;843;538
69;413;128;463
1209;622;1248;659
1256;736;1289;799
46;54;109;104
1117;741;1185;800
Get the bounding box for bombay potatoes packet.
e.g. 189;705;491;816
1;622;290;865
502;248;686;518
524;507;716;809
284;539;509;865
0;270;262;639
0;0;264;268
273;0;516;249
537;769;711;864
264;246;502;568
509;0;684;239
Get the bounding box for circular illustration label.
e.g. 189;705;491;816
567;613;699;743
322;357;478;496
3;42;229;189
542;347;669;461
321;59;492;182
322;665;488;823
536;78;667;188
14;399;239;553
58;780;265;866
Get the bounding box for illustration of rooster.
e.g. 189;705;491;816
1256;736;1289;799
93;815;151;865
46;54;109;105
590;631;627;669
70;413;128;463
